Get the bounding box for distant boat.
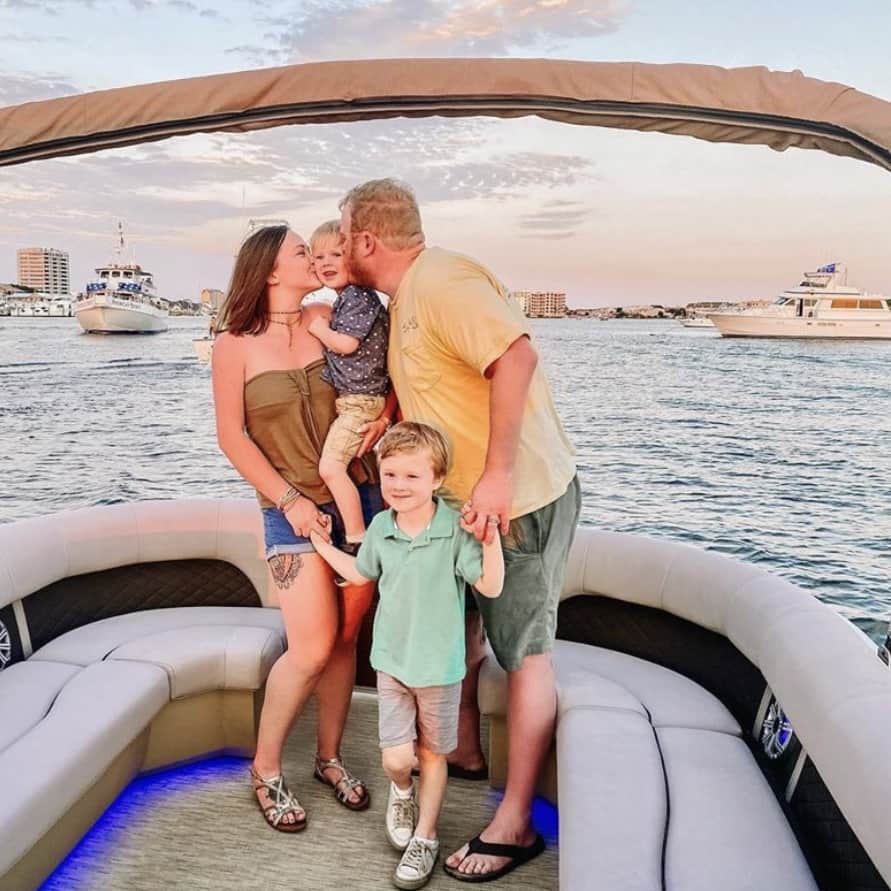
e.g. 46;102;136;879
681;315;716;329
5;294;72;317
192;336;213;364
709;263;891;339
73;225;169;334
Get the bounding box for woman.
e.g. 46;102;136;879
212;225;390;831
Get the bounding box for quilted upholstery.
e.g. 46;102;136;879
24;559;260;651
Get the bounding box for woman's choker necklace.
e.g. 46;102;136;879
268;308;302;347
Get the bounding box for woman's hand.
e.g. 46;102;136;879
285;497;331;542
357;415;391;457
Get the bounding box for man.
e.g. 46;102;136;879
340;179;579;882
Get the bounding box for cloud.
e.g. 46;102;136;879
518;198;590;238
0;31;68;43
0;71;81;104
229;0;628;64
0;0;99;10
0;116;596;251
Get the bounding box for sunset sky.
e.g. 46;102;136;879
1;0;890;306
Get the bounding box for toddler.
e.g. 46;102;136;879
308;220;390;556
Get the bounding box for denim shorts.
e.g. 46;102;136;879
262;483;384;560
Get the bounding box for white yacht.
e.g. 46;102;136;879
74;229;169;334
709;263;891;339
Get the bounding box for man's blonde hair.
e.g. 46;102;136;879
341;179;424;251
377;421;450;479
310;219;341;251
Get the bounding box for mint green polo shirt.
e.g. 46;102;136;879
356;498;483;688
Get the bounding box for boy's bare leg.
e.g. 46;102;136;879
445;652;554;876
319;456;365;540
448;611;487;772
382;741;415;792
415;742;448;839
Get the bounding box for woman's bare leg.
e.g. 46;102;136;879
314;577;375;803
252;552;338;824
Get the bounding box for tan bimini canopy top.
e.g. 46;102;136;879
2;58;891;171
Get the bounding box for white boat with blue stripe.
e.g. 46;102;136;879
73;227;168;334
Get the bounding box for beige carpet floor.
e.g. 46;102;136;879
43;691;558;890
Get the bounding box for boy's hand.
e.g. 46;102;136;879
287;501;330;542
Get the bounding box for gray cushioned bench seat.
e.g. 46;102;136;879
0;605;286;886
30;606;287;698
480;639;818;891
0;661;170;879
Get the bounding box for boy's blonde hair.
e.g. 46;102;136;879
340;179;424;251
310;219;341;252
377;421;450;480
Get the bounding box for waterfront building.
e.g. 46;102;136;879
510;291;528;314
16;247;70;295
200;288;225;312
513;290;566;318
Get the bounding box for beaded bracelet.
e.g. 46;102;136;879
277;485;301;512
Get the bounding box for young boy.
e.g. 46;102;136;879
310;422;504;890
307;220;390;556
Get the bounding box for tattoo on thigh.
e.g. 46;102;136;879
269;554;303;590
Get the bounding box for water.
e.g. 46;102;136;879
1;316;889;638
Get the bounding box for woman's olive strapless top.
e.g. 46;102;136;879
243;359;376;508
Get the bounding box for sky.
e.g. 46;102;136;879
1;0;890;307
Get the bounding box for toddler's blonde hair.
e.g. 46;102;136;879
310;219;341;252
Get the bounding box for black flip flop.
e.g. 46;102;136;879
443;832;546;883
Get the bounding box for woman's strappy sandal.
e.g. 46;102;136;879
313;753;371;811
250;766;307;832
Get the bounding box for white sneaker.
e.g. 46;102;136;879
385;781;417;851
393;836;439;890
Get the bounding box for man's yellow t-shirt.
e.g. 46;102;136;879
388;247;576;519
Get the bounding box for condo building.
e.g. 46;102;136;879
16;247;70;295
200;288;226;312
512;290;566;318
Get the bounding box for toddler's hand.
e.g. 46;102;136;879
307;316;327;337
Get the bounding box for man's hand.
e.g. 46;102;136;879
463;469;513;543
285;498;331;541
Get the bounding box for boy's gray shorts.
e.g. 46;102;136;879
474;475;581;672
377;672;461;755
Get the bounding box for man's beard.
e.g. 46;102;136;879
346;252;376;290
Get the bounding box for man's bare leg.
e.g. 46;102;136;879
448;610;487;773
445;652;554;877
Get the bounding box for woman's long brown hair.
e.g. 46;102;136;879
217;225;288;336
